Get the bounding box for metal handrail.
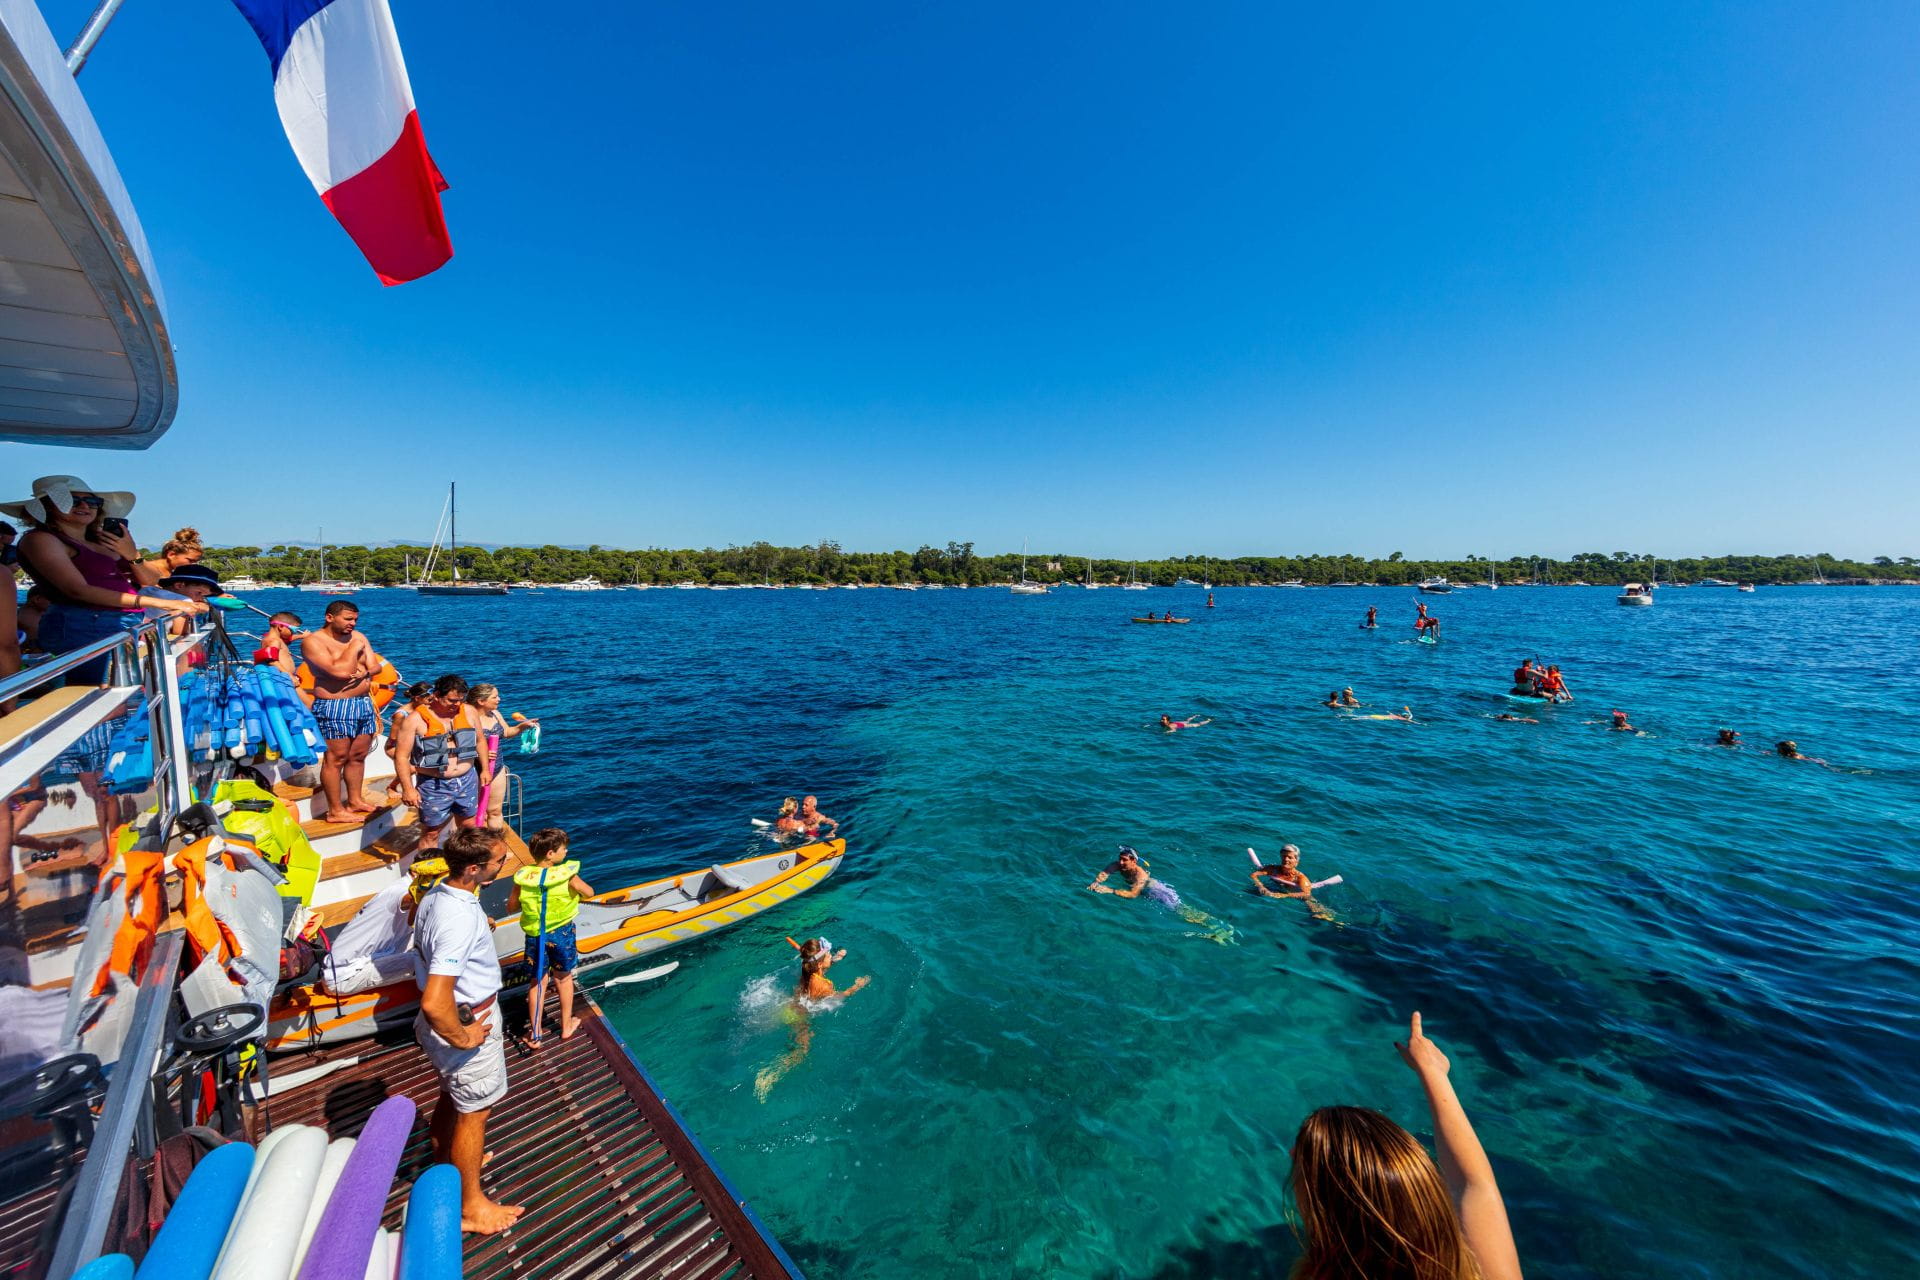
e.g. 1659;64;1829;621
0;624;145;705
43;930;185;1279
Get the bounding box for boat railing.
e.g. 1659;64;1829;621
3;616;264;1280
504;765;526;837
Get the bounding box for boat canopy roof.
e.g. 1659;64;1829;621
0;0;174;448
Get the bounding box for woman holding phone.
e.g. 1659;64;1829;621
3;475;204;684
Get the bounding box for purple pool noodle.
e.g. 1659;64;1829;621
398;1165;463;1280
294;1095;419;1280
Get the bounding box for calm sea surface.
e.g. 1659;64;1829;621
258;584;1920;1278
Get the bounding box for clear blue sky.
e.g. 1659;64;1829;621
16;1;1919;558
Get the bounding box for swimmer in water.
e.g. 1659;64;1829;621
1494;713;1537;724
1089;846;1234;943
1716;729;1741;747
1160;714;1213;732
771;796;807;840
754;936;870;1101
1608;710;1635;732
1341;688;1362;707
1380;706;1415;722
1775;740;1828;765
1250;844;1334;921
1324;692;1344;708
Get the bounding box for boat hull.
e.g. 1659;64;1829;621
268;839;846;1051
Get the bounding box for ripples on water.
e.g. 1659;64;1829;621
265;585;1920;1278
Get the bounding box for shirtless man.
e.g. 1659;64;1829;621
304;601;386;819
798;795;838;837
1087;846;1176;905
394;675;491;850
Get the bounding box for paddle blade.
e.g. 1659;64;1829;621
601;962;679;988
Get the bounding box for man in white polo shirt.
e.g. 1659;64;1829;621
414;827;523;1235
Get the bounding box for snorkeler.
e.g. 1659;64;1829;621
1089;846;1233;941
754;936;871;1101
1608;710;1635;732
1160;714;1212;732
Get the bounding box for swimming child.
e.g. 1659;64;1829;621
1324;692;1344;708
754;936;871;1101
1341;688;1362;707
512;826;595;1042
1161;714;1213;731
1775;740;1829;765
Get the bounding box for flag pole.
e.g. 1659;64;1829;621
65;0;129;75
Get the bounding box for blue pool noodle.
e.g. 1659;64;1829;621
134;1142;254;1280
397;1164;463;1280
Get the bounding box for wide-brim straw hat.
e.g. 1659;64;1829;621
0;475;136;523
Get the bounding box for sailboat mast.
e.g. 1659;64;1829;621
450;482;459;583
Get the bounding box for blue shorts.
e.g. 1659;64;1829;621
311;694;376;742
415;769;480;828
1146;880;1181;909
534;922;578;975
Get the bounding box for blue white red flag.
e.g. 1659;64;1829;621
230;0;452;284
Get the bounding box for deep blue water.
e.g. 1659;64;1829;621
258;584;1920;1278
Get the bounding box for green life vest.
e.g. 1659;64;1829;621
514;861;583;934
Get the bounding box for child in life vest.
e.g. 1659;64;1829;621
513;826;595;1042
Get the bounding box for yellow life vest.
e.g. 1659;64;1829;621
514;861;582;934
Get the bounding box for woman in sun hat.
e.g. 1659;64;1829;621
4;475;204;684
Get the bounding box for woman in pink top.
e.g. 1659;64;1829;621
4;475;203;684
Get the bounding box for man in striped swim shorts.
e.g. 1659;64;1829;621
303;600;388;822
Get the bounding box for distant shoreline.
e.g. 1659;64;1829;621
187;542;1916;590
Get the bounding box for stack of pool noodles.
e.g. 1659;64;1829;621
125;1096;460;1280
107;666;323;793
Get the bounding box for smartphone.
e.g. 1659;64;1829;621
99;517;128;537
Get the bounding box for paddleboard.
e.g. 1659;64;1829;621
136;1142;254;1280
597;961;680;988
1502;692;1550;704
1416;634;1439;645
214;1125;328;1280
294;1094;418;1280
398;1165;462;1280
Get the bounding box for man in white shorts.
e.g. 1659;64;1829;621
414;827;523;1235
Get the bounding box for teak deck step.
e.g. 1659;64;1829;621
264;994;797;1280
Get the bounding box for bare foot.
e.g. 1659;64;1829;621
559;1018;581;1040
461;1197;522;1235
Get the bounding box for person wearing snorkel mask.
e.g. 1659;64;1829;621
754;935;871;1102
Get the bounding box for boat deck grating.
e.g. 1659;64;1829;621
263;993;795;1280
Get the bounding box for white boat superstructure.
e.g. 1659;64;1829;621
1417;577;1453;594
551;576;609;591
1618;582;1654;606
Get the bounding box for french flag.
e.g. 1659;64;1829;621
231;0;452;284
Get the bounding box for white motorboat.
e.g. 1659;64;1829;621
1417;577;1453;594
1618;582;1654;606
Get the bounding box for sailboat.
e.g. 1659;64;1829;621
1084;557;1100;590
1487;565;1498;591
1125;562;1149;590
416;482;509;596
299;527;357;593
1011;539;1048;594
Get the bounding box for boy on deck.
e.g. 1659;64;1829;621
513;827;595;1042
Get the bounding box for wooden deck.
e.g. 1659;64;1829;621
265;992;799;1280
0;989;799;1280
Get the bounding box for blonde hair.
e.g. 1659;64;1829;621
1288;1107;1482;1280
161;528;202;559
778;797;798;817
467;682;499;704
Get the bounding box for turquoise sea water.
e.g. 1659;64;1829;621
268;585;1918;1278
